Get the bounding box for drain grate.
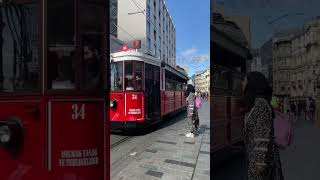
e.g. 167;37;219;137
199;151;210;155
164;159;195;168
156;140;177;145
145;170;164;178
145;149;157;153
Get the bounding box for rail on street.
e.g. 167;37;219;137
110;101;210;180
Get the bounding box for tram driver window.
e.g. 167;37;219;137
124;61;143;91
47;0;76;89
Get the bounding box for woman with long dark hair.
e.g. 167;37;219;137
185;84;199;138
242;72;284;180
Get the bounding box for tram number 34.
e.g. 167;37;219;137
132;94;137;100
72;104;86;120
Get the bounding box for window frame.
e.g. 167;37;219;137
44;0;107;95
0;0;43;96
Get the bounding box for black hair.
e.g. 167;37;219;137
185;84;195;97
243;71;274;117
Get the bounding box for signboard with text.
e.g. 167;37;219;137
50;100;104;180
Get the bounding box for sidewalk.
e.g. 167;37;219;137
280;118;320;180
112;101;210;180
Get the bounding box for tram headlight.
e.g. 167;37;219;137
0;118;24;151
110;99;118;109
0;125;10;143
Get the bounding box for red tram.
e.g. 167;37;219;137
0;0;108;179
110;48;188;131
211;12;251;164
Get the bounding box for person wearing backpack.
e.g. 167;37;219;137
185;84;199;138
241;72;284;180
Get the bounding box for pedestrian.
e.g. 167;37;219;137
284;97;290;114
295;102;298;119
185;84;199;138
241;72;284;180
306;98;311;121
309;98;315;122
290;102;295;117
315;94;320;128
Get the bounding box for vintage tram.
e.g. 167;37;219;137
110;48;188;131
211;12;251;164
0;0;109;179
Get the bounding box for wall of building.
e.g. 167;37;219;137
195;69;210;93
110;35;124;53
273;18;320;99
117;0;176;67
118;0;147;51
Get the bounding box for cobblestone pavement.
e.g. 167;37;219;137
213;118;320;180
111;101;210;180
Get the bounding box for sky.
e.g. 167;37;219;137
165;0;210;77
216;0;320;48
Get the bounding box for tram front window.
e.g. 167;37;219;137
111;62;123;91
124;61;143;91
80;0;104;89
0;1;40;92
47;0;105;90
48;0;76;89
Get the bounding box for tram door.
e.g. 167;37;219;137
145;64;161;122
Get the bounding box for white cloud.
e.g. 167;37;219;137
181;48;198;57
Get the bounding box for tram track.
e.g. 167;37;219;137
110;136;133;149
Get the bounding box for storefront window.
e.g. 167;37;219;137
0;1;40;92
110;62;123;91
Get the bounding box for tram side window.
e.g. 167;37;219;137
135;62;143;90
0;1;40;92
48;0;76;89
111;62;123;91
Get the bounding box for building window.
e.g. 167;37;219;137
147;5;151;18
147;38;151;52
154;44;157;56
147;21;150;35
154;15;156;24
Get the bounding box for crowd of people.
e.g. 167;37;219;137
272;96;316;121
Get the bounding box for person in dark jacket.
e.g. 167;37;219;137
242;72;284;180
185;84;199;138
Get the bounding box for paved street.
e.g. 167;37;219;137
212;117;320;180
110;101;210;180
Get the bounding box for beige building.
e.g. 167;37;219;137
273;17;320;99
117;0;176;67
195;69;210;94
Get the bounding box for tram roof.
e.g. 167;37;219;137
110;50;188;80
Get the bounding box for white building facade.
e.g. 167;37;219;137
195;69;210;94
273;17;320;99
117;0;176;67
